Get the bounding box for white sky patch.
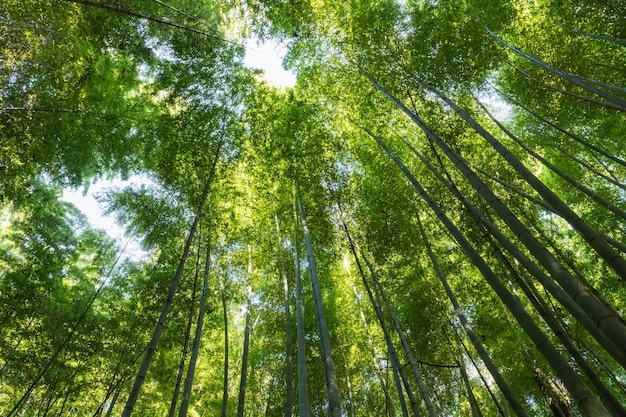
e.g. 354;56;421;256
478;91;513;121
62;175;153;261
243;38;296;88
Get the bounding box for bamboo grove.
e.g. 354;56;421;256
1;0;625;416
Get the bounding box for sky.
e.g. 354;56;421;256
243;38;296;88
61;38;294;256
62;176;152;261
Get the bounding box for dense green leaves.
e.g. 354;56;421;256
1;0;625;415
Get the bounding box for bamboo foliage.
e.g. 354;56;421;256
1;1;625;415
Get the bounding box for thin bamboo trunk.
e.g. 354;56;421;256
104;380;124;417
294;206;309;417
65;0;227;42
578;337;626;397
517;206;626;328
534;367;574;417
338;338;356;417
96;371;127;417
236;290;252;417
57;393;73;417
471;163;626;254
178;239;212;416
366;74;626;354
346;266;396;417
398;133;521;416
421;68;626;268
46;367;80;417
395;131;626;368
341;220;423;417
121;142;221;417
93;341;134;417
490;84;626;169
293;201;311;417
367;125;611;416
567;72;626;94
168;238;202;417
456;332;506;416
455;336;484;417
391;352;410;417
412;210;527;417
149;0;209;26
477;100;626;221
0;316;33;377
0;310;13;338
402;70;626;282
296;181;342;417
275;214;295;417
220;274;229;417
44;359;84;416
504;61;624;112
457;377;483;417
570;29;626;45
363;256;437;417
512;266;626;416
6;233;130;417
526;124;625;192
39;367;63;416
486;27;626;110
418;138;626;412
484;215;626;415
99;347;143;417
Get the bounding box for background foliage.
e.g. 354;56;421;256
1;0;625;416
